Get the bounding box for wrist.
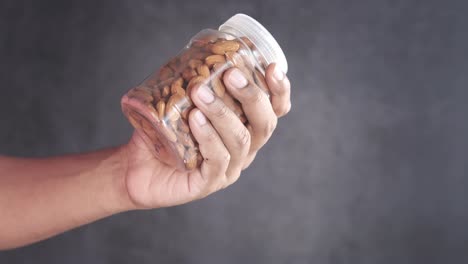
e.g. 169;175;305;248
94;145;137;213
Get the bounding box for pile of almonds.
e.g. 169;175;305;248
126;35;268;170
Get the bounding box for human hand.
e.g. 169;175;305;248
119;63;291;210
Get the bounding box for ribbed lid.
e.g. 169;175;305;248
219;14;288;73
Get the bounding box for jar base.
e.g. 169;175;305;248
121;95;188;171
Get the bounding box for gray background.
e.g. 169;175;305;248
0;0;467;263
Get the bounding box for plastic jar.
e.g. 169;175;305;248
121;14;288;171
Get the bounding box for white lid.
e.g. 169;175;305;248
219;14;288;73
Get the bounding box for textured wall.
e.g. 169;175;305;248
1;0;467;263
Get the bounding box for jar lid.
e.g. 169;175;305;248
219;14;288;74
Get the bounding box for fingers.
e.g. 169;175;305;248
223;67;278;152
185;64;291;193
265;63;291;117
188;109;230;193
191;84;251;184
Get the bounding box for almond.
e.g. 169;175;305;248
156;101;165;120
162;85;170;98
191;34;217;47
128;89;153;103
205;55;226;67
166;93;184;121
240;36;255;49
127;111;142;129
193;50;211;60
173;77;184;87
187;75;207;93
165;108;180;122
145;78;158;88
196;64;210;78
175;143;185;159
211;75;226;98
188;59;203;69
185;151;198;170
180;47;199;62
175;86;186;96
171;79;185;96
191;40;207;48
212;62;228;73
167;58;184;73
158;66;173;80
225;51;245;68
152;88;161;102
182;68;198;82
211;40;240;55
134;85;152;94
140;117;154;133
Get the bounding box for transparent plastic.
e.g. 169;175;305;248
121;14;287;171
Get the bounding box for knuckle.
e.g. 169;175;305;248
222;152;231;163
205;129;219;142
206;150;230;170
242;163;250;170
273;104;283;116
210;183;221;193
235;127;251;148
283;77;291;91
215;174;228;190
275;102;291;117
202;176;222;195
273;84;287;96
213;102;231;119
223;176;231;189
228;173;240;185
264;118;277;137
224;168;241;187
242;153;256;170
198;183;213;198
247;90;265;105
285;102;292;114
202;185;217;197
199;189;211;198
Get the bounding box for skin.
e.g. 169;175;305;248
0;63;291;250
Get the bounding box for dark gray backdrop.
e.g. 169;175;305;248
1;0;467;263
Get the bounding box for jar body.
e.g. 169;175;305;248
121;29;268;171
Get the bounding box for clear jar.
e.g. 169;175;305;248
121;14;288;171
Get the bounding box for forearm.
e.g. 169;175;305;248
0;147;120;177
0;146;133;250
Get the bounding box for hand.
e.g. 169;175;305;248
119;63;291;210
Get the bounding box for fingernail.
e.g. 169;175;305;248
197;85;214;104
273;64;285;81
194;110;207;126
228;68;248;89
